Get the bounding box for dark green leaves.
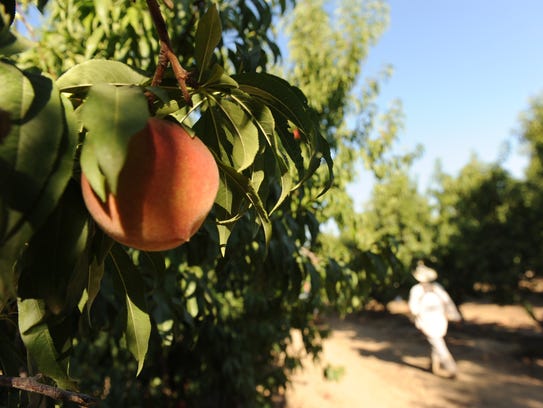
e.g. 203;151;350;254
17;182;91;315
80;84;149;200
109;245;151;376
235;72;333;194
193;70;333;249
0;61;77;302
0;1;31;57
195;4;222;82
0;1;15;27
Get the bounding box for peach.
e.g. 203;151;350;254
81;118;219;251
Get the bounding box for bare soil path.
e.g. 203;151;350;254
280;300;543;408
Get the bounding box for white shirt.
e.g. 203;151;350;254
408;282;460;338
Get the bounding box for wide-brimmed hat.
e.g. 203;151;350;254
413;263;437;283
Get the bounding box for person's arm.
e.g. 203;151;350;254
408;285;423;316
434;283;462;321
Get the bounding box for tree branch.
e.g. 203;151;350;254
146;0;192;105
0;376;99;407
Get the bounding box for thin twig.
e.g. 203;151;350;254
146;0;192;105
0;376;99;407
14;5;37;40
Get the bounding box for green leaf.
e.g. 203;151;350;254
197;94;261;172
233;73;307;175
216;162;272;249
186;296;198;318
109;245;151;376
226;91;295;212
18;299;77;390
235;72;334;195
56;59;150;92
0;329;24;376
0;66;62;214
195;4;222;81
0;63;71;233
234;73;314;133
229;90;275;145
84;26;105;58
17;182;90;315
138;250;165;279
84;223;114;321
86;258;105;324
0;1;15;28
0;30;33;56
0;62;77;302
79;83;149;197
84;227;113;323
217;99;260;172
94;0;112;36
0;2;24;57
79;131;107;201
216;223;232;256
213;168;244;223
200;64;239;90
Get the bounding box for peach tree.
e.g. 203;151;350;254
0;0;332;405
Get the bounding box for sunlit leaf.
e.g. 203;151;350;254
18;299;77;390
84;26;105;58
94;0;111;35
186;297;198;318
234;72;308;175
216;223;233;256
216;99;260;171
235;72;334;195
56;59;150;92
227;91;295;212
234;73;314;132
217;162;272;248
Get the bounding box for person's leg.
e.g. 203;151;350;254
427;336;457;377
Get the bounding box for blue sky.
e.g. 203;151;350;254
352;0;543;205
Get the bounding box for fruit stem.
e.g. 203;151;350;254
146;0;192;106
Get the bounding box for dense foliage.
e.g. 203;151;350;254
1;0;338;406
430;158;530;302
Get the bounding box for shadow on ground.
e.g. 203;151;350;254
277;299;543;408
335;306;543;408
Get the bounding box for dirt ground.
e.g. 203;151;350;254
279;299;543;408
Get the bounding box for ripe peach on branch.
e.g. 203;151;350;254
81;118;219;251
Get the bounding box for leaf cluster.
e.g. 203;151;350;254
0;1;335;405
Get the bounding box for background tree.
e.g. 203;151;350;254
516;94;543;276
429;156;530;302
281;0;413;311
